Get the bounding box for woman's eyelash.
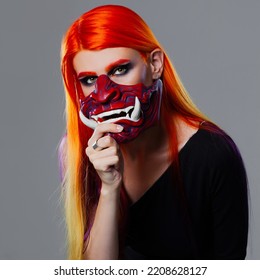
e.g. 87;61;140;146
79;76;97;86
78;63;132;86
109;63;132;76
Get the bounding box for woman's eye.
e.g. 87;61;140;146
113;67;127;75
111;64;131;76
79;76;97;86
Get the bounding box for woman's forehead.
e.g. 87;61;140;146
73;47;142;73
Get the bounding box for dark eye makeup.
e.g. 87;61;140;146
108;62;133;77
78;62;133;87
79;76;97;87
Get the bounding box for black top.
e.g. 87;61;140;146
124;128;248;259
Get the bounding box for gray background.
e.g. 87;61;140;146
0;0;259;259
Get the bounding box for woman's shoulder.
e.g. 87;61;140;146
180;123;247;195
180;123;243;169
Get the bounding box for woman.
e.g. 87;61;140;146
59;5;248;260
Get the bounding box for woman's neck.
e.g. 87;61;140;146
120;123;169;162
120;116;200;162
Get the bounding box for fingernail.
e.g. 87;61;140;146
116;125;123;131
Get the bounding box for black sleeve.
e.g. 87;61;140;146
209;141;248;259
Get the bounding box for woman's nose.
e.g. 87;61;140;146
90;75;121;103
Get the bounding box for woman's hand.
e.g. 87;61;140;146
86;123;124;191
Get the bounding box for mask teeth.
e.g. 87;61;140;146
79;110;97;129
82;97;142;125
131;97;141;121
91;105;133;121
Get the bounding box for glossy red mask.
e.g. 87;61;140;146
79;75;162;143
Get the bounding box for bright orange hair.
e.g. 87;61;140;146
60;4;215;259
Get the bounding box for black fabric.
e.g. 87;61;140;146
124;128;248;259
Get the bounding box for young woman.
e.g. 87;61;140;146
59;5;248;260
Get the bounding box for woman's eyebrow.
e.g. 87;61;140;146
77;59;131;78
105;59;131;73
77;71;97;79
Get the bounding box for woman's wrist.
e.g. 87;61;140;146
100;182;121;197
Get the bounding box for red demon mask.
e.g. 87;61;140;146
79;75;162;143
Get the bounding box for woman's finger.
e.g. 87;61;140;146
88;146;118;162
88;123;123;147
92;155;120;172
86;136;117;156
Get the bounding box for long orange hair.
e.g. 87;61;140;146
60;4;216;259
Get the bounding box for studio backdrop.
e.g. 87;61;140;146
0;0;259;259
